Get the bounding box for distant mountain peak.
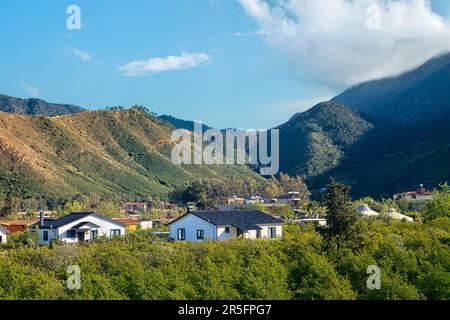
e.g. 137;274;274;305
333;52;450;125
0;93;84;117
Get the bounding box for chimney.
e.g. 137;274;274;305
39;211;45;227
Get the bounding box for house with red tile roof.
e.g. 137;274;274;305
394;185;434;201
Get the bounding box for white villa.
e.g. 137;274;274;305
394;185;434;201
168;210;283;242
38;211;126;245
356;204;380;217
386;208;414;222
0;224;9;244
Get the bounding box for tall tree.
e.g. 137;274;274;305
322;179;358;247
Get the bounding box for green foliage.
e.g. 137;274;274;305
322;179;358;247
271;205;295;220
425;183;450;221
95;201;122;217
0;217;448;300
56;200;85;217
170;173;309;206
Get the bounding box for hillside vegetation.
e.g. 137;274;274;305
0;107;265;200
0;94;83;116
0;219;448;300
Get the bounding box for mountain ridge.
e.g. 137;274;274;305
0;93;84;116
0;107;265;200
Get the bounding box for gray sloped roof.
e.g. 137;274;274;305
41;212;125;229
180;211;283;230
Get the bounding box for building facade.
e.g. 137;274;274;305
168;211;283;242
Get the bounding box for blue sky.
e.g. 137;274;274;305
0;0;449;129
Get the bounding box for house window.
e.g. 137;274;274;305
90;230;98;240
225;227;230;234
177;228;186;241
268;227;277;239
110;229;121;237
256;230;262;238
43;231;48;241
67;230;76;238
197;230;205;240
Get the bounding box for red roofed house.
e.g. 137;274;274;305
0;219;39;234
394;185;434;201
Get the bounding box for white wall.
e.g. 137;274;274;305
39;229;58;245
244;225;283;240
39;215;125;244
169;214;217;242
217;226;237;241
0;226;8;244
140;221;153;230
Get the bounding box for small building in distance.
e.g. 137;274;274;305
356;204;380;217
244;196;264;205
0;219;39;234
113;217;140;232
112;218;154;231
125;202;149;215
394;185;434;201
38;211;126;245
218;196;245;206
0;224;9;244
272;192;303;210
168;210;283;242
386;208;414;222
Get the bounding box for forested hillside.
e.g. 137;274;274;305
0;107;265;200
0;94;83;116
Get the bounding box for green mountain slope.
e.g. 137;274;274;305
0;107;265;199
278;101;373;179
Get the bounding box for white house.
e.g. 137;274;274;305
356;204;380;217
0;224;9;244
386;208;414;222
38;211;126;245
168;210;283;242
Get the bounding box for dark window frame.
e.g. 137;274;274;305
224;227;230;234
66;230;76;238
110;229;121;237
90;230;98;240
197;229;205;240
177;228;186;241
268;227;277;239
43;231;49;241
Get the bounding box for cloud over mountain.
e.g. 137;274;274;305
239;0;450;86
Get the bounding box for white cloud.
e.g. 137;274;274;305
70;47;92;61
21;84;39;98
238;0;450;87
118;53;211;76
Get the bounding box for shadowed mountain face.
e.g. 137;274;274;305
278;101;373;179
0;94;83;116
159;115;212;132
333;53;450;125
279;53;450;198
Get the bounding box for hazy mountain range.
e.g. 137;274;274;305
1;53;450;198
